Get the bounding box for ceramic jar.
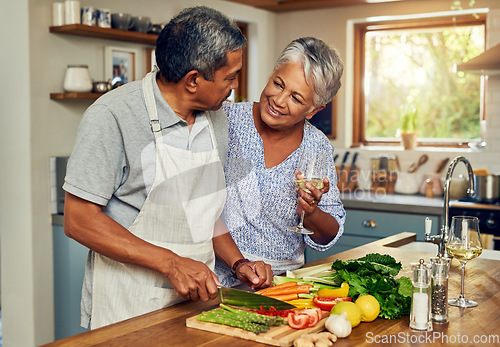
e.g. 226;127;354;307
63;65;92;92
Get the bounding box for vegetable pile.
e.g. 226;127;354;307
330;253;412;319
281;253;412;320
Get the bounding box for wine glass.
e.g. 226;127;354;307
446;216;483;308
288;149;326;235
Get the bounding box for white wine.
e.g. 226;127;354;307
446;244;482;261
294;178;324;193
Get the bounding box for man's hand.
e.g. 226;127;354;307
234;260;273;289
166;255;219;301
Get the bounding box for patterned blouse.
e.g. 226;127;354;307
215;102;345;287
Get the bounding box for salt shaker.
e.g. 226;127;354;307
430;256;451;323
410;259;432;331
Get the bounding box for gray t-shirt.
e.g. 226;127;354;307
63;72;228;327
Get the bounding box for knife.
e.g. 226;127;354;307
218;286;296;310
338;151;350;177
346;152;358;185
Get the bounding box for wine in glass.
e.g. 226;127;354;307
446;216;482;308
288;149;326;235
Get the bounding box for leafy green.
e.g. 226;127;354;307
330;253;411;319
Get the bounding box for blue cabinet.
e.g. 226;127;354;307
53;223;89;340
305;209;441;263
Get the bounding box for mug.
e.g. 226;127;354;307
97;8;111;28
52;2;65;26
64;0;80;25
111;13;134;31
132;16;152;33
81;6;96;26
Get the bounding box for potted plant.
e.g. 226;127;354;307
399;104;418;150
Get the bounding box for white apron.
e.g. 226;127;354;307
90;71;226;329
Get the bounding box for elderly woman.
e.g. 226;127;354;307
215;37;346;287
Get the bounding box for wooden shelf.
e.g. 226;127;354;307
50;92;104;100
49;24;158;45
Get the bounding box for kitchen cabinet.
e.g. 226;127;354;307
49;24;157;100
305;209;441;263
52;223;89;339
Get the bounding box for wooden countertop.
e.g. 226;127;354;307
42;233;500;347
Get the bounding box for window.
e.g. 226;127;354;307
352;12;486;147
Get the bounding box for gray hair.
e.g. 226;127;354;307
274;37;343;106
156;6;246;82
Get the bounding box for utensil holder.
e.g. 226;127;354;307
336;166;358;192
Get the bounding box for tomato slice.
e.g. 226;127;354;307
312;296;352;311
287;312;310;329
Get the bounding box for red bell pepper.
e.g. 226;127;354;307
312;296;352;311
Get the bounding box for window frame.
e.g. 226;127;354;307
352;13;487;148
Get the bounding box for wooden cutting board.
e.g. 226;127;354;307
186;312;329;346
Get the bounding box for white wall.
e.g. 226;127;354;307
0;0;274;346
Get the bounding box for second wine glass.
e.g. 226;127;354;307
446;216;482;308
288;149;326;235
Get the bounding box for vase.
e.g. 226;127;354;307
401;132;418;150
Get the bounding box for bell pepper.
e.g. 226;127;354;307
316;282;349;298
286;298;317;309
312;296;352;311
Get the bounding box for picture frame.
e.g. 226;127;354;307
308;98;337;139
104;46;139;85
146;48;156;73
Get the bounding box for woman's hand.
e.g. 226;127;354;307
296;177;330;214
234;260;274;289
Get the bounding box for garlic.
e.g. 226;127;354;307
325;312;352;338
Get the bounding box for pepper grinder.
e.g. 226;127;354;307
410;259;432;331
430;256;451;323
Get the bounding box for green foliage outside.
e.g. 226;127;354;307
364;25;484;141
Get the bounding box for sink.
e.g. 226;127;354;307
398;242;500;261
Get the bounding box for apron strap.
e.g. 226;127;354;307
142;72;163;140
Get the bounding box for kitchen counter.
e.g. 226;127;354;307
42;232;500;347
341;191;444;216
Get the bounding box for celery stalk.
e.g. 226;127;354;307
285;263;333;278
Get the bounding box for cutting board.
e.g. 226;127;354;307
186;312;329;346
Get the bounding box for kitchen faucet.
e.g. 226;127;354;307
425;156;475;257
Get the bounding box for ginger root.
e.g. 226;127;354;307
293;332;338;347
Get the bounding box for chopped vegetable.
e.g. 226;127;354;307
197;304;286;334
258;283;313;297
287;308;322;330
255;281;298;295
286;298;316;309
250;306;295;318
316;282;349;298
288;313;310;330
286;263;335;278
267;293;300;301
312;296;351;311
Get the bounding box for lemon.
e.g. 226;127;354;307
355;295;380;322
317;282;349;298
330;301;362;328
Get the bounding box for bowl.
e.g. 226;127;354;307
92;81;111;93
